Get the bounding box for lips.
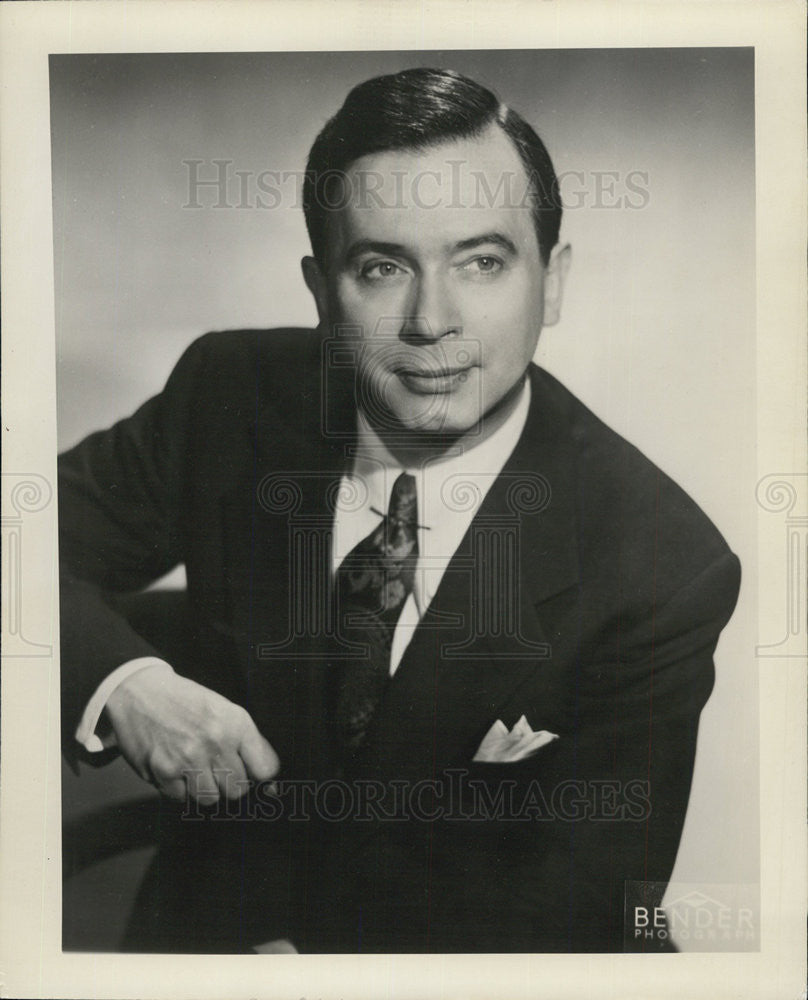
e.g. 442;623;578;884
397;365;470;379
395;365;476;394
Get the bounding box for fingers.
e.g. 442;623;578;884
149;740;251;803
153;762;249;805
154;775;190;803
108;667;279;804
148;721;271;805
185;766;234;806
148;752;220;805
238;717;280;782
215;752;250;800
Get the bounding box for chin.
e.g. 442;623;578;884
378;385;480;435
393;403;483;438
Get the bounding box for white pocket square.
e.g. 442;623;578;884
473;715;559;763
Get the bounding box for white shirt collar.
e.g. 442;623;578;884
347;376;532;535
333;377;532;658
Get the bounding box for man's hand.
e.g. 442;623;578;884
104;663;279;805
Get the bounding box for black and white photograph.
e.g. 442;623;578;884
0;3;805;999
54;47;756;955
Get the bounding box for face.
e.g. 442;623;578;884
303;125;570;441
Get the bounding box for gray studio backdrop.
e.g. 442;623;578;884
51;49;758;949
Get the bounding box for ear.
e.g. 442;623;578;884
541;243;571;327
301;256;329;325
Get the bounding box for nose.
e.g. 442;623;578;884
401;271;460;343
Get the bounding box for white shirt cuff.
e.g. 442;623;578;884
75;657;174;752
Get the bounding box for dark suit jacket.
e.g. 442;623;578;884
59;328;741;953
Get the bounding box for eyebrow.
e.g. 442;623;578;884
452;232;519;256
344;240;408;261
343;232;519;261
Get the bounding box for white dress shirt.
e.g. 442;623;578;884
76;379;532;751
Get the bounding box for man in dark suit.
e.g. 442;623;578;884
59;68;740;954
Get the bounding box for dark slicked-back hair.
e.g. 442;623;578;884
303;67;562;267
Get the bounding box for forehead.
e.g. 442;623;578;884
325;125;537;256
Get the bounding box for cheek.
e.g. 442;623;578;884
333;279;406;326
331;284;362;325
474;284;542;367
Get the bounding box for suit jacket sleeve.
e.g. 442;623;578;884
59;335;210;753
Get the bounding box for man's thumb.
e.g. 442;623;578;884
238;719;280;781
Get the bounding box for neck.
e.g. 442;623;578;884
363;373;529;468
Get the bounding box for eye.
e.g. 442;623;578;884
360;260;404;281
462;255;503;276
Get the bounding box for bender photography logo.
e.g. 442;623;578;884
624;882;760;952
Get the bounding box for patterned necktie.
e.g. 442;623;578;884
334;471;419;756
